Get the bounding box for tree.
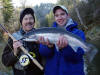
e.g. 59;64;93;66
46;11;54;27
58;0;73;11
34;3;54;27
20;0;27;8
2;0;14;27
0;0;3;26
72;0;88;29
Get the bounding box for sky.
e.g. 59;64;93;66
12;0;57;7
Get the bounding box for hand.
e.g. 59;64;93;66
38;36;54;48
56;35;68;49
13;41;22;56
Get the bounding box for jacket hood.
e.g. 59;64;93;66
52;18;78;31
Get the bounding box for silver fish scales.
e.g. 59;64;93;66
23;27;98;62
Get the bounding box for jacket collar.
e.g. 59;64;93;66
19;27;35;36
52;18;78;31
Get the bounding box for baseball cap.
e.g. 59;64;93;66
53;5;68;14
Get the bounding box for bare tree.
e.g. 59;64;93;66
72;0;88;29
81;0;88;3
20;0;27;8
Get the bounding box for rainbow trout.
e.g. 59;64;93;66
23;27;98;62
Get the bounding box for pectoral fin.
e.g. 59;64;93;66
69;43;78;52
55;44;59;52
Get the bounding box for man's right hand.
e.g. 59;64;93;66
13;41;22;56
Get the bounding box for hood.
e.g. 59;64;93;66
52;18;78;31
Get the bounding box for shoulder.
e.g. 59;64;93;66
72;28;86;41
52;22;57;27
12;31;23;40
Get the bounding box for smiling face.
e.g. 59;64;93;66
54;9;69;27
22;14;35;32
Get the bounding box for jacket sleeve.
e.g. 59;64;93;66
2;38;18;67
61;29;86;62
39;44;54;58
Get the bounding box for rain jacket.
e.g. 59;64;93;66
39;19;86;75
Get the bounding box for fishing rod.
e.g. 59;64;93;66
0;24;43;70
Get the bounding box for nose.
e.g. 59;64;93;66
57;15;63;20
27;19;30;23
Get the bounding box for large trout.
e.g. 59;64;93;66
23;27;98;62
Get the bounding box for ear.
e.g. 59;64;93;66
67;14;71;19
67;14;70;17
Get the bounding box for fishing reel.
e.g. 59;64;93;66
19;54;30;67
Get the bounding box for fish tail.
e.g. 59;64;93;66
85;43;98;62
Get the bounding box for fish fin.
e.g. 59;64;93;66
85;43;98;63
55;44;59;51
55;44;78;52
69;43;78;52
85;49;98;63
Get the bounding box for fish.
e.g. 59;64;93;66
23;27;98;62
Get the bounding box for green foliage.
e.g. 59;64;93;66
46;11;54;27
2;0;14;25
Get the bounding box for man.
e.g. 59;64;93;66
2;8;43;75
38;5;86;75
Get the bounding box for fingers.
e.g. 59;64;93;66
13;41;22;49
56;35;68;49
38;36;54;48
38;36;46;45
46;38;54;48
13;41;22;56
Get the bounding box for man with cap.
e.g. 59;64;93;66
2;8;43;75
38;5;86;75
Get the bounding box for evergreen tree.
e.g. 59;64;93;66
2;0;14;26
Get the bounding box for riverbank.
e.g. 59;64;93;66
0;41;13;75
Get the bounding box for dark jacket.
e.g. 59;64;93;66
2;28;43;75
39;21;86;75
